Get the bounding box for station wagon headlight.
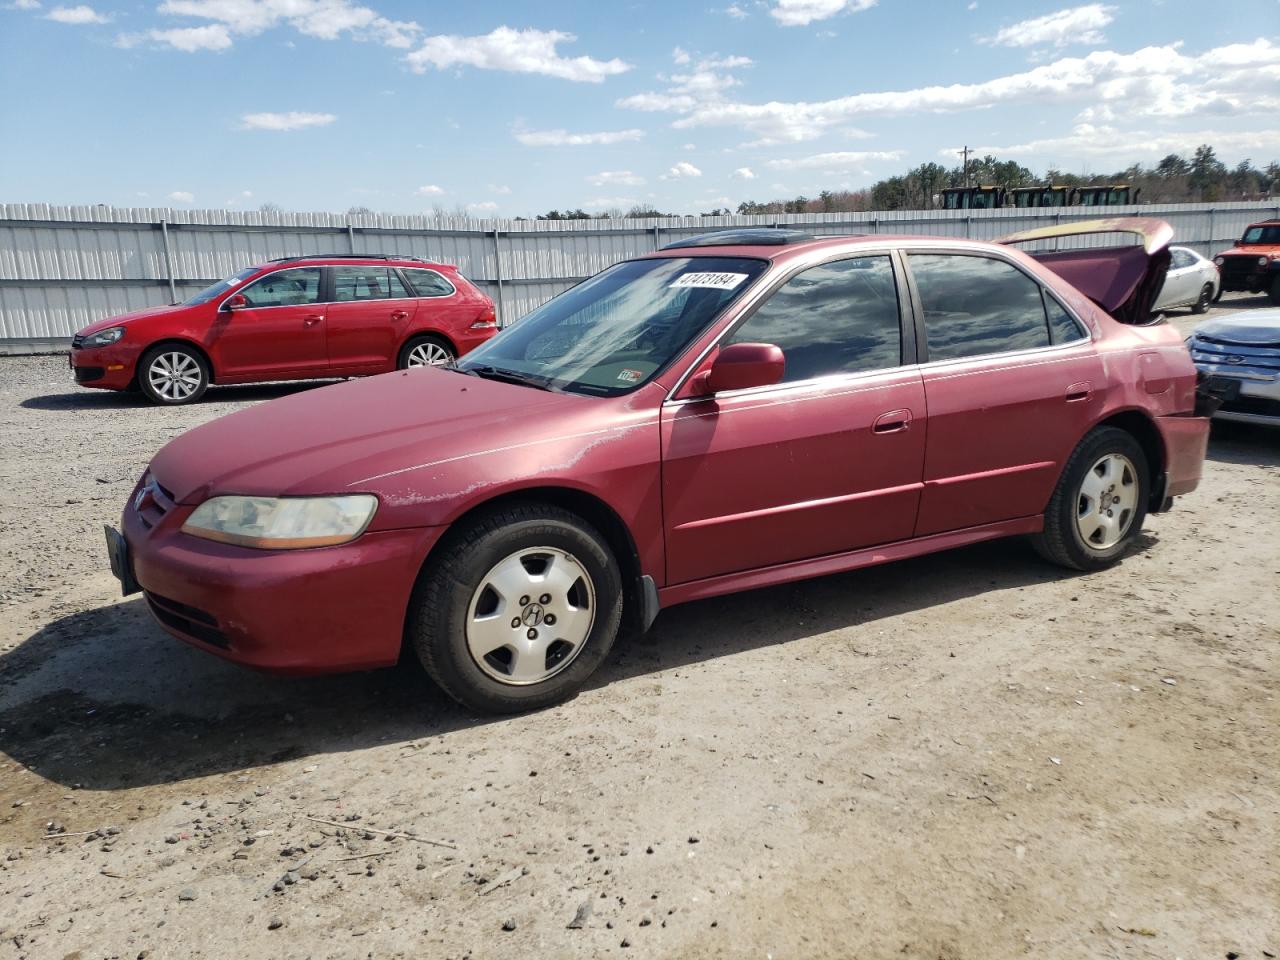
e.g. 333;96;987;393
182;495;378;549
82;326;125;347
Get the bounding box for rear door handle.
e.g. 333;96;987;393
873;408;912;434
1065;381;1092;402
303;315;323;327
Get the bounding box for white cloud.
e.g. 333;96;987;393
488;184;512;195
241;111;337;131
515;127;644;146
586;170;645;187
663;161;702;179
770;0;876;27
672;46;690;65
625;40;1280;144
467;201;499;212
154;0;420;51
406;26;630;83
732;167;756;179
766;150;906;170
617;51;754;123
414;184;445;196
9;0;41;9
126;24;232;51
987;4;1115;49
724;3;748;18
45;4;108;23
167;191;194;203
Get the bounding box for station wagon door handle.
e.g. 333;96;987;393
1065;381;1092;402
303;315;323;327
872;409;912;434
390;310;409;321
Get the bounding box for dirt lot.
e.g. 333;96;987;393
1;296;1277;960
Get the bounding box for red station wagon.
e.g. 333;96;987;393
108;221;1211;713
70;254;497;404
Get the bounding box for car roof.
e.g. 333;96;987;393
260;254;453;269
644;231;1009;264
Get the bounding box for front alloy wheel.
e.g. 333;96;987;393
139;345;209;405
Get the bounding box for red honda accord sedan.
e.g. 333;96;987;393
108;221;1211;713
71;254;496;404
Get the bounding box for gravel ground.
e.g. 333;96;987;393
1;296;1277;960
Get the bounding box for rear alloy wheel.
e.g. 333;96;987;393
408;503;623;713
399;335;455;369
1032;426;1149;571
138;344;209;405
1192;283;1213;314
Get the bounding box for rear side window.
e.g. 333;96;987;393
727;255;902;382
402;268;456;298
908;254;1050;361
1170;249;1195;269
1045;293;1088;345
333;266;391;302
239;267;321;308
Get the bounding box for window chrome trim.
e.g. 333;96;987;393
218;266;324;312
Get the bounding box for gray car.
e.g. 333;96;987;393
1187;308;1280;426
1155;246;1220;314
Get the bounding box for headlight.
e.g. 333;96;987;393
1213;256;1225;266
82;326;125;347
1260;256;1270;267
181;495;378;549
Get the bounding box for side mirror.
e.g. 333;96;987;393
223;293;248;311
692;342;785;395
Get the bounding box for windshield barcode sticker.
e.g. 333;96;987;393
671;272;749;291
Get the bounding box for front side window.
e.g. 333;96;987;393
332;266;390;302
238;267;321;308
909;254;1051;361
727;256;901;383
402;268;455;298
458;256;768;396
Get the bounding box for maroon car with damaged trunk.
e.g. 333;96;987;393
108;218;1212;714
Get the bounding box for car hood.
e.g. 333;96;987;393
1193;310;1280;346
149;369;609;505
1218;244;1280;257
78;303;187;336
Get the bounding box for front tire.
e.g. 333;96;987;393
138;344;209;405
1032;427;1149;571
398;335;455;369
407;503;623;714
1192;283;1212;314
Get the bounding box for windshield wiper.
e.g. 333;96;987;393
462;364;559;392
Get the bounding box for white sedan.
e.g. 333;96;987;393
1154;245;1220;314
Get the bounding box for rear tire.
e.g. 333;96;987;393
1191;283;1212;314
398;334;455;369
407;503;623;714
138;344;209;405
1031;427;1149;572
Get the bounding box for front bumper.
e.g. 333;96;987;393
121;494;444;674
70;341;142;390
1190;359;1280;427
1216;258;1278;293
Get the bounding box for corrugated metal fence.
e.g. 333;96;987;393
2;200;1277;353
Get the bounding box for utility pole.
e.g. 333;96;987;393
959;145;973;188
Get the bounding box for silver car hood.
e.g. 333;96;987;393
1194;310;1280;347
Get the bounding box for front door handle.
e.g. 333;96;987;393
873;408;912;434
1065;381;1092;402
390;310;409;321
303;315;323;327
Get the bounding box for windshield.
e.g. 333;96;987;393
1241;225;1280;244
457;256;769;396
183;266;260;305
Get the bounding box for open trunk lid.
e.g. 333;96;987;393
999;217;1173;325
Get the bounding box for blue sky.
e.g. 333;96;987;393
2;0;1278;216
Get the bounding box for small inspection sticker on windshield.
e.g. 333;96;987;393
671;272;749;291
616;368;644;383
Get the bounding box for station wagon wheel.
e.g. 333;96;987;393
1032;426;1149;571
138;344;209;405
407;502;624;714
465;547;596;685
399;334;455;369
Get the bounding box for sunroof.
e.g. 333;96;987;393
661;228;814;250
